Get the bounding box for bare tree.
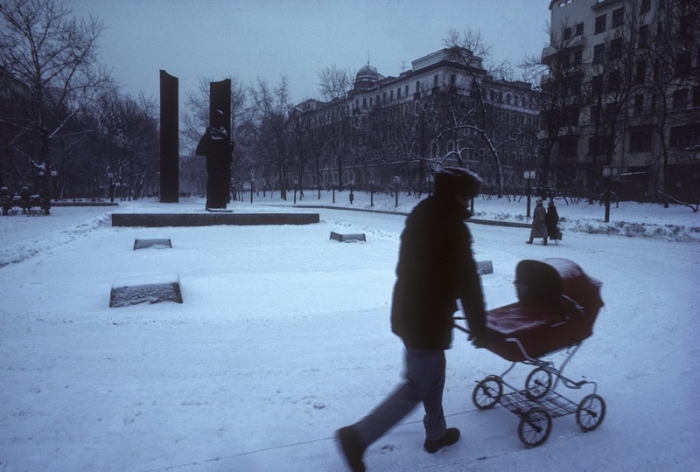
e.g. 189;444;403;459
443;28;526;197
249;77;292;199
0;0;110;188
317;65;354;102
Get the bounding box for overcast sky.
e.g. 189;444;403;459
66;0;552;104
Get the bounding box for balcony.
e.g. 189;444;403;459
541;35;586;64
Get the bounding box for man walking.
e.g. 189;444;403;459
336;167;487;471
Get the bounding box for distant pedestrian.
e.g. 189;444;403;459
526;198;548;245
336;167;487;472
545;200;560;242
20;186;30;214
1;186;11;215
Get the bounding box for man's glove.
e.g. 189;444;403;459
468;330;489;348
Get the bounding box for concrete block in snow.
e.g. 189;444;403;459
110;272;183;307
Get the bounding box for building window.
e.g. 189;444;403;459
590;105;600;124
592;74;603;94
397;87;401;99
574;50;583;65
693;87;700;108
669;124;700;149
595;14;606;34
609;38;623;60
608;70;621;92
562;52;571;68
629;129;652;152
641;0;651;14
593;43;605;63
563;26;572;40
673;89;688;110
433;75;439;88
612;7;624;28
559;138;578;158
575;22;584;36
636;60;646;84
634;94;645;116
638;24;649;49
676;52;692;76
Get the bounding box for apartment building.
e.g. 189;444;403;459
289;47;540;193
544;0;699;200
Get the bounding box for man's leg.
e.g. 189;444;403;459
353;347;446;446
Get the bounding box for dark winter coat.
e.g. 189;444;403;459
529;203;548;239
546;204;559;239
390;196;486;350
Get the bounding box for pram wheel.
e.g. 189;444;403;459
472;375;503;410
576;394;606;432
518;407;552;448
524;367;553;400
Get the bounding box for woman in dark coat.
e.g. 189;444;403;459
545;200;560;241
527;198;548;245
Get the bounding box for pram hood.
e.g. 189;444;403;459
515;258;604;318
478;258;604;361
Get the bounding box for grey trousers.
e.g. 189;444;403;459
354;347;447;446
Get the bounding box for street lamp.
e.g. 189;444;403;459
107;172;115;203
602;166;619;223
370;179;374;207
250;174;254;204
50;170;58;202
349;180;354;204
394;175;401;208
523;171;536;218
294;179;298;204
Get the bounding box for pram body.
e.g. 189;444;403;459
455;258;606;447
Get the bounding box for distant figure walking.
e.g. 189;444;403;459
526;198;548;245
196;110;234;210
545;200;560;243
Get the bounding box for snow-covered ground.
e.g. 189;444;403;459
0;191;698;471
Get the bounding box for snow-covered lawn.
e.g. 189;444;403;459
0;192;698;471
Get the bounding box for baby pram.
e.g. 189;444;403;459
455;258;606;447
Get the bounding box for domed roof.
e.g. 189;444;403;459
355;64;379;81
354;63;383;90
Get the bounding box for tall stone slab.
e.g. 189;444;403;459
210;79;232;203
160;70;179;203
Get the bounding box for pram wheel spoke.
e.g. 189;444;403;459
525;367;553;400
576;394;606;432
518;407;552;448
472;375;503;410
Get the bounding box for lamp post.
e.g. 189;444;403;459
50;170;58;201
349;180;354;204
370;179;374;207
523;171;536;218
332;183;336;204
107;172;115;203
250;174;254;204
294;179;298;204
602;166;619;223
394;175;401;208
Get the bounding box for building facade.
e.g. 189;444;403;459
288;47;540;195
543;0;700;201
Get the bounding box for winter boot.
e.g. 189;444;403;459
337;426;366;472
424;427;460;454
